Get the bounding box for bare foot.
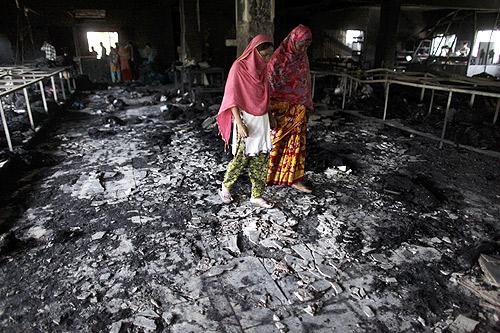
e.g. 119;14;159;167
250;197;274;209
291;182;312;193
219;185;233;204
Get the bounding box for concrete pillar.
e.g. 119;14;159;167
236;0;275;56
180;0;203;62
364;8;381;68
374;0;400;68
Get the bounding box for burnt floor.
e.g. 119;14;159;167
0;86;499;333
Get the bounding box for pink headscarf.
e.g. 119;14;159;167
267;24;313;110
217;34;273;144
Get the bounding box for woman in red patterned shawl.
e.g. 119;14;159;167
266;24;313;193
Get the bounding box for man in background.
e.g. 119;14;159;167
459;42;470;56
142;43;156;64
109;44;121;83
100;42;108;59
89;47;98;58
41;40;56;66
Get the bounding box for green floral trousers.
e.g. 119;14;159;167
223;140;269;198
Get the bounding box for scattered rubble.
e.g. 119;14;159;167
478;254;500;287
362;305;375;318
336;82;500;152
0;83;498;332
449;314;479;333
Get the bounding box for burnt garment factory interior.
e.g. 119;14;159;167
1;0;500;332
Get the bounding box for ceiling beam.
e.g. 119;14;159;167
401;0;500;10
279;0;500;15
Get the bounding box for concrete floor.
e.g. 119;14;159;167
0;86;499;332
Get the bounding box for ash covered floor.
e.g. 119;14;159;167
0;85;499;333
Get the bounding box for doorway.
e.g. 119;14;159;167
86;31;119;59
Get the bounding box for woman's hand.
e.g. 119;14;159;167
230;107;248;138
237;122;249;138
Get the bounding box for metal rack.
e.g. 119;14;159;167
173;66;225;100
0;65;76;151
311;68;500;156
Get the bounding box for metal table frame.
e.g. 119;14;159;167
0;65;76;151
312;68;500;150
173;66;225;100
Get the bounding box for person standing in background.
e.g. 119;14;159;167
118;42;132;82
89;47;98;58
41;40;56;66
459;42;470;56
142;43;155;64
100;42;108;59
129;41;141;80
109;45;121;83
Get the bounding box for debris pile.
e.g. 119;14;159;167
0;89;54;151
313;76;500;152
0;83;498;332
348;85;500;151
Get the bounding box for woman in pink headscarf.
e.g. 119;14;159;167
217;35;274;208
267;25;313;193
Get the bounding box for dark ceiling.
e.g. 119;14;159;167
12;0;500;13
16;0;178;10
276;0;500;11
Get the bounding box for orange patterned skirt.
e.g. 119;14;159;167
267;101;307;185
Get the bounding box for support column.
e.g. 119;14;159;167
180;0;203;62
374;0;400;68
59;72;67;100
23;88;35;130
51;76;58;103
236;0;275;56
0;99;13;151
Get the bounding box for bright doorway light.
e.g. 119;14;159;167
471;30;500;64
345;30;364;51
430;34;456;56
86;32;119;59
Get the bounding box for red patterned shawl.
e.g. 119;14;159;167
267;24;313;110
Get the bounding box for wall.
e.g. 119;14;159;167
235;0;275;56
1;1;177;69
0;2;21;64
180;0;204;62
179;0;236;70
0;35;14;65
199;0;236;70
2;0;239;72
305;7;381;67
299;6;470;68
